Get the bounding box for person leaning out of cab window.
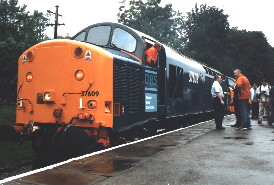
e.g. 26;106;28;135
145;42;161;67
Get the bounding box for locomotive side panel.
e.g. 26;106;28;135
165;51;208;117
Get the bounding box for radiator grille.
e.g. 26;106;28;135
114;59;141;114
128;66;141;113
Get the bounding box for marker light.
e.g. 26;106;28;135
26;72;33;82
87;100;97;109
74;47;84;58
75;70;84;81
26;51;34;62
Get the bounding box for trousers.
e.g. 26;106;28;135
233;97;241;126
251;101;259;118
239;99;251;127
212;97;225;128
258;102;271;122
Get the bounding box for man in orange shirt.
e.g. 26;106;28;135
234;69;251;130
145;42;161;67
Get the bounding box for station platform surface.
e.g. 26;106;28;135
3;115;274;185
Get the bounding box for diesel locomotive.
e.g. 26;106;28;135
0;22;233;152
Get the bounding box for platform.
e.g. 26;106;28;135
2;115;274;185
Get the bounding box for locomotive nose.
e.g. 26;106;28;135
17;40;113;129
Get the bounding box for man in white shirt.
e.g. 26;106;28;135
256;79;271;124
211;75;225;130
250;83;259;119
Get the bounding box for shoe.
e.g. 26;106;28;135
231;124;238;127
258;120;262;124
216;127;225;130
236;126;244;130
243;126;252;129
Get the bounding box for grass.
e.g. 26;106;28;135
0;104;34;169
0;141;33;168
0;104;16;125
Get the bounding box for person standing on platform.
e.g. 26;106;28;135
269;84;274;126
256;79;271;124
250;83;259;119
233;69;251;130
231;81;241;127
211;75;226;130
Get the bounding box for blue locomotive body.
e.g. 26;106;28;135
72;22;228;133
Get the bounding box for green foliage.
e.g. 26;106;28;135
0;105;34;171
228;29;274;83
0;104;15;124
118;0;185;51
184;4;230;70
183;4;274;83
0;139;33;171
118;1;274;83
57;34;71;39
0;0;48;104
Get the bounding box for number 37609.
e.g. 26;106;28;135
81;91;100;97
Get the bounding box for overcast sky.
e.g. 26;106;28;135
18;0;274;47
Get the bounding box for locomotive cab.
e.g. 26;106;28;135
72;23;168;131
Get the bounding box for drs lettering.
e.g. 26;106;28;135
81;91;99;97
145;73;157;85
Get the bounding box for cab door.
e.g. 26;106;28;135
157;47;167;117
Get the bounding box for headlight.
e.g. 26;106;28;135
75;70;85;81
42;91;55;102
44;92;51;101
26;72;33;82
17;99;23;108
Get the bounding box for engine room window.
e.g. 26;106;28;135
86;26;111;46
111;28;136;52
74;32;86;42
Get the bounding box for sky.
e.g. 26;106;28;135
18;0;274;47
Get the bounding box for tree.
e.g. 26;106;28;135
0;0;48;103
184;4;231;74
228;28;274;84
118;0;185;51
183;3;274;82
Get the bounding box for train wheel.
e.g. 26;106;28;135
61;127;90;153
31;127;57;155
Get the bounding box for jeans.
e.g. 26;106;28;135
239;99;251;127
233;98;241;126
